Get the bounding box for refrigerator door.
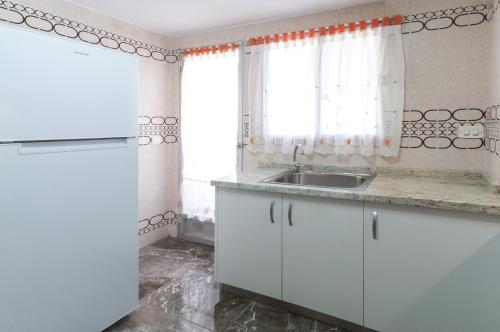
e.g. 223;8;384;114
0;138;138;332
0;24;138;141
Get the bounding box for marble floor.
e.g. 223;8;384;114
104;237;345;332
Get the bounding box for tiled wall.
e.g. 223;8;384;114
0;0;181;247
172;0;494;178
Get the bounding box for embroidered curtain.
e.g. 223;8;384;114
247;24;405;157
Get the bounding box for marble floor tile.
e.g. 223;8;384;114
141;271;219;329
214;293;253;331
104;236;343;332
105;303;210;332
139;276;173;300
225;300;347;332
150;237;214;261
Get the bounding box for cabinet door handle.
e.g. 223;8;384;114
269;201;275;224
288;204;293;226
372;211;378;240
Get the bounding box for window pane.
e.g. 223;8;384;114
265;42;317;137
320;33;379;136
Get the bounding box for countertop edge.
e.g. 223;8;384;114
211;179;500;216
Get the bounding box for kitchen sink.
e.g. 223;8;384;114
262;171;375;190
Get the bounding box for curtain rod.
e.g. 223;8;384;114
179;14;402;56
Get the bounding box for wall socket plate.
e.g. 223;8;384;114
458;125;484;139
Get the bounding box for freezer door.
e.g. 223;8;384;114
0;24;138;141
0;138;138;332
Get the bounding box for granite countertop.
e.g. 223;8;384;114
211;166;500;216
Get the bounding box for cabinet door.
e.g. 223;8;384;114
283;195;363;325
216;188;282;299
364;203;500;332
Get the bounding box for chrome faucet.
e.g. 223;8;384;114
292;144;305;173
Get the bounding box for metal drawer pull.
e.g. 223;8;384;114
372;211;378;240
270;201;275;224
288;204;293;226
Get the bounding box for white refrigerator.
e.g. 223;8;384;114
0;24;139;331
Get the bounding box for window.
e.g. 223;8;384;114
247;24;405;157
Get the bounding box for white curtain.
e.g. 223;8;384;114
247;25;405;157
247;39;319;154
181;50;239;221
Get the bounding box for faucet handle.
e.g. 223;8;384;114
291;163;304;173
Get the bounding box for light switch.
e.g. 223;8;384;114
458;125;484;139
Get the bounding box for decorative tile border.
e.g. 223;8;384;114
401;108;485;149
402;3;489;34
485;105;500;156
0;0;491;69
138;116;179;146
0;0;178;63
139;210;178;236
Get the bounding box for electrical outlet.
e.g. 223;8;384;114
458;125;484;139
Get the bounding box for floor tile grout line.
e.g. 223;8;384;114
177;315;214;331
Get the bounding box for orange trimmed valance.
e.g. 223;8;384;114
248;15;402;46
182;15;402;57
182;43;239;57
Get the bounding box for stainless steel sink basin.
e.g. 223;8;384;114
262;171;374;190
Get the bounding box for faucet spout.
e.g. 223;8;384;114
292;144;305;173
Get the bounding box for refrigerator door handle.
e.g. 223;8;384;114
17;138;132;155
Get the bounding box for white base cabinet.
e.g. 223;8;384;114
216;187;500;331
216;188;363;323
217;188;282;299
364;203;500;332
283;195;363;325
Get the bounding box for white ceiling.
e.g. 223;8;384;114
66;0;379;37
